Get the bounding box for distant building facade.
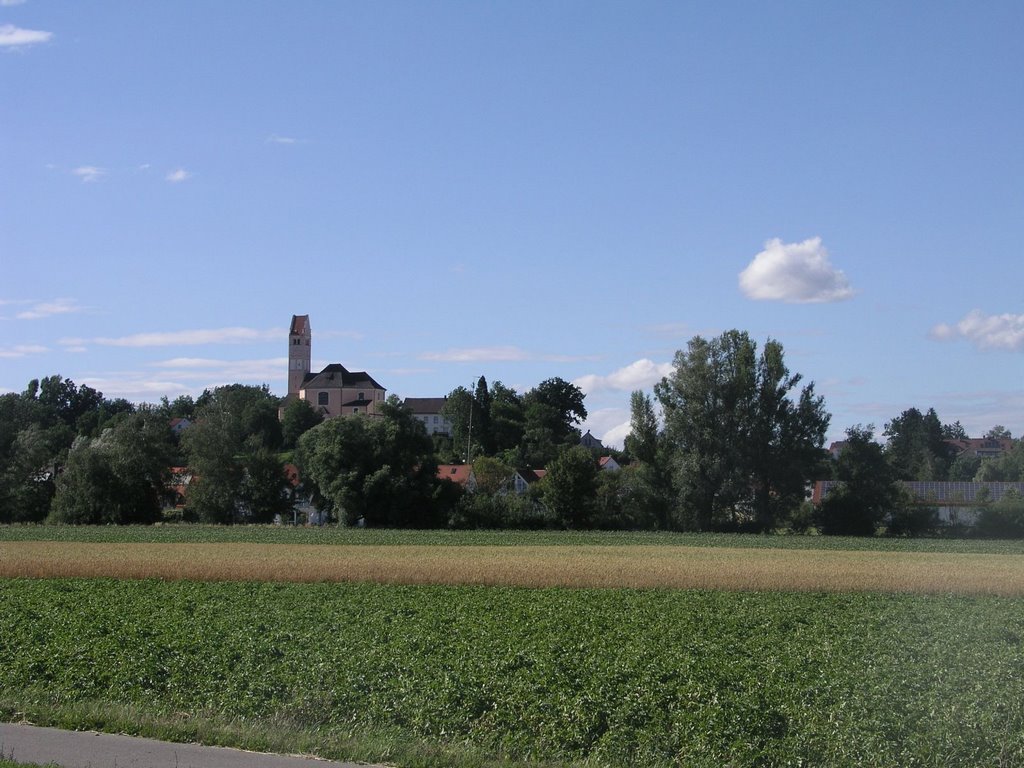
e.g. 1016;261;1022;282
404;397;452;436
287;314;387;418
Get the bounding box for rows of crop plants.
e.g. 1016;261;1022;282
4;524;1024;555
2;578;1022;767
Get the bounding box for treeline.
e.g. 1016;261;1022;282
3;330;1022;535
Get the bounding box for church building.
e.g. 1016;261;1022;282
287;314;387;418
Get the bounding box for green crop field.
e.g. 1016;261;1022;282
2;578;1022;767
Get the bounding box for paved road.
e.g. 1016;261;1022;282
0;723;386;768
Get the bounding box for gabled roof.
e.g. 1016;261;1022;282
290;314;310;335
404;397;448;414
516;468;547;484
945;437;1015;455
302;364;385;391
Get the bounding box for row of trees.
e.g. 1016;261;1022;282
438;376;588;468
3;331;1021;533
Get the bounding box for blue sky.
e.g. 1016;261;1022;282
2;1;1022;448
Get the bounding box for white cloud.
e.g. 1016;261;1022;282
0;344;48;359
739;237;854;303
60;326;284;348
267;134;297;144
420;346;530;362
574;359;673;395
1;1;28;6
579;407;633;450
0;23;51;47
166;168;190;183
72;166;105;183
930;310;1024;351
16;298;84;320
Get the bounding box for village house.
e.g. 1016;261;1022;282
404;397;452;436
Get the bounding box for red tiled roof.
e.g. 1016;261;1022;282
437;464;473;485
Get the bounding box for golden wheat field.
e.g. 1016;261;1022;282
3;540;1023;595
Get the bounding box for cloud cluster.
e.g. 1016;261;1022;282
0;344;47;359
739;237;854;303
16;298;84;320
574;359;673;395
930;310;1024;351
60;326;284;349
0;23;50;47
72;166;105;183
420;346;530;363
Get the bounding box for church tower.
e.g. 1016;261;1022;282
288;314;311;397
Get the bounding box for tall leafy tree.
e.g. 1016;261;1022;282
747;340;830;531
49;410;174;524
521;377;588;467
655;331;757;530
489;381;526;455
623;390;673;529
655;331;829;531
817;425;908;536
440;386;476;462
883;407;953;480
297;396;443;527
539;445;599;529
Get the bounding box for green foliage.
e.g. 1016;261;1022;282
883;407;954;480
974;441;1024;482
182;385;287;523
538;446;599;528
975;490;1024;538
656;331;828;532
48;411;174;525
591;464;660;530
818;425;910;536
488;381;526;455
297;397;443;527
2;579;1023;768
280;397;323;450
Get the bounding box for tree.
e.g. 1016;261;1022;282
238;446;293;522
489;382;525;454
181;397;246;523
297;396;443;527
975;489;1024;538
817;425;908;536
624;391;659;465
974;441;1024;482
655;331;828;531
524;378;587;445
35;375;104;428
181;384;287;523
986;425;1013;439
538;446;599;529
49;411;174;524
0;390;69;522
473;376;493;455
746;340;830;531
281;397;324;449
883;407;953;480
440;386;476;461
623;390;673;529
